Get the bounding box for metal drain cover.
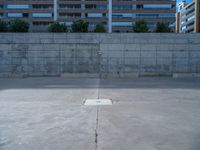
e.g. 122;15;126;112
84;99;112;106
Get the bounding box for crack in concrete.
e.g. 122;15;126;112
94;106;99;150
95;78;100;150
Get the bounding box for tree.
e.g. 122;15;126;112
48;22;67;32
0;20;8;32
94;23;106;33
133;20;149;33
9;19;29;32
71;20;88;32
156;22;171;32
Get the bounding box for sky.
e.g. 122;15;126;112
177;0;192;3
177;0;192;10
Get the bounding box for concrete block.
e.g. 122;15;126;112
124;58;140;65
100;44;109;51
120;72;139;78
135;38;160;44
54;38;67;44
190;51;200;58
124;65;140;72
160;39;175;44
60;44;76;51
173;50;188;58
0;44;12;51
173;64;189;73
44;50;59;57
108;50;123;57
0;65;12;72
61;73;99;78
12;50;27;58
140;44;156;51
44;58;60;65
157;51;172;58
100;73;120;78
141;58;156;65
139;72;171;77
173;73;200;78
157;58;172;65
107;44;124;51
156;44;170;51
173;58;188;65
40;38;54;44
28;57;44;65
0;73;26;78
120;38;135;43
173;44;188;51
124;51;140;57
189;64;200;73
29;44;44;51
43;44;60;51
0;57;11;65
175;39;189;44
188;38;200;44
61;50;73;58
141;51;156;58
27;50;44;58
189;44;200;51
124;44;140;51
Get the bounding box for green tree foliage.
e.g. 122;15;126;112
94;23;106;33
48;22;67;32
0;20;8;32
156;22;171;32
71;20;88;32
9;19;29;32
133;20;149;33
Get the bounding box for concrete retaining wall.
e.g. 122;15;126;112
0;33;200;77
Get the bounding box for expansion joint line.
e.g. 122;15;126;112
94;106;99;150
95;79;100;150
97;78;100;99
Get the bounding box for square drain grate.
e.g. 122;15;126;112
84;99;112;106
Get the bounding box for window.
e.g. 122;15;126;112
112;22;133;27
87;13;103;18
7;13;23;18
143;4;172;9
32;13;52;18
7;4;29;9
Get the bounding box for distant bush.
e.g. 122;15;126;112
156;22;171;33
94;24;106;33
0;20;8;32
133;20;149;33
71;20;88;32
48;22;67;32
9;19;29;32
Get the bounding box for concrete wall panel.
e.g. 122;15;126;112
0;33;199;76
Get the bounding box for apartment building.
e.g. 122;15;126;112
176;0;200;33
0;0;176;32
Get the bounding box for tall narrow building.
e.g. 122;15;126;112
176;0;200;33
0;0;176;32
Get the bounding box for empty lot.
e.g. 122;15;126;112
0;77;200;150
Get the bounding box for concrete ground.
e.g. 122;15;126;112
0;77;200;150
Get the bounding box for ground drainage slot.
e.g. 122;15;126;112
84;99;113;106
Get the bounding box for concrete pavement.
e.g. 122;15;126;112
0;77;200;150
